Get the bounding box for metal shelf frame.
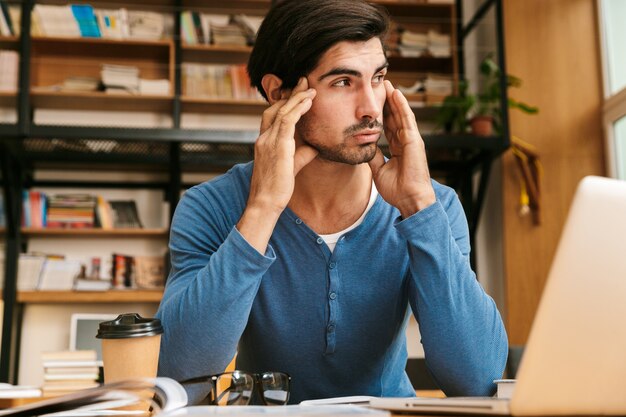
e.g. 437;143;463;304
0;0;508;383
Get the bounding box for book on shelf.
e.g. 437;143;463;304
182;63;262;101
33;4;81;38
62;76;102;92
139;78;171;95
0;50;18;93
70;4;101;38
0;0;12;36
111;253;165;290
128;10;165;41
95;8;129;39
17;254;47;291
7;4;20;37
74;277;112;291
37;257;82;291
108;200;143;229
232;14;264;44
46;193;96;229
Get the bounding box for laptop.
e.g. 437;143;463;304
370;176;626;415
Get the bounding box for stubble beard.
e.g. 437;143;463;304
298;117;381;165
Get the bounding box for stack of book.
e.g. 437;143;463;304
101;64;140;94
0;50;18;92
62;76;101;92
424;74;453;103
182;63;263;101
41;350;100;397
398;30;428;57
427;30;451;58
46;194;96;229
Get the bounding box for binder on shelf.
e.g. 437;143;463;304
71;4;101;38
37;258;81;291
17;254;47;291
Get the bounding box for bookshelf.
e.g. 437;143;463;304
0;0;511;386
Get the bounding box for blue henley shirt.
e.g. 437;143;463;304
156;161;508;403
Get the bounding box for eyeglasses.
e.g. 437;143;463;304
179;371;291;406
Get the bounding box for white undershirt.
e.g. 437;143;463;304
319;182;378;253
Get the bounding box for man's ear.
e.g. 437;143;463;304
261;74;284;104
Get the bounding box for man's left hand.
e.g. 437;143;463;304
368;80;437;218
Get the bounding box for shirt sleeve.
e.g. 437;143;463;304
156;185;276;384
394;186;508;397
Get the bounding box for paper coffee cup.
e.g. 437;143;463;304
96;313;164;384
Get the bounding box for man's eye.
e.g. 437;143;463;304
373;74;385;83
333;79;351;87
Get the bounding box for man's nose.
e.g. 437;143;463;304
355;84;382;120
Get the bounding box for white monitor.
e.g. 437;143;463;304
69;313;117;365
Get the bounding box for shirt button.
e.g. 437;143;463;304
329;292;337;300
316;237;324;244
327;324;335;333
329;262;336;269
295;218;302;225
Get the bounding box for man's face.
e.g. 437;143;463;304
296;37;388;165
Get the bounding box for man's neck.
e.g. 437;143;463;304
288;158;373;234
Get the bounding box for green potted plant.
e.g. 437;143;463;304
471;55;538;136
435;80;475;134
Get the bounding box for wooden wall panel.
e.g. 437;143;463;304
502;0;605;344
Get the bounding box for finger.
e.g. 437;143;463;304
367;147;386;177
275;88;316;124
270;96;314;146
260;98;287;133
260;78;310;132
294;144;319;175
384;80;402;128
393;88;419;132
281;76;309;100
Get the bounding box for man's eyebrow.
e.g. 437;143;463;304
317;61;389;82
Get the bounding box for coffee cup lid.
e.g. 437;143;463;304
96;313;163;339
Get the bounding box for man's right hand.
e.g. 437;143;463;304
236;77;318;254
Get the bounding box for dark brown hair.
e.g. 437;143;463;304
248;0;390;100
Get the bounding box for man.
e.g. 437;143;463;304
156;0;508;404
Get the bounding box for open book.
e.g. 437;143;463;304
0;377;187;417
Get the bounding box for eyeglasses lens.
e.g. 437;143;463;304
214;372;254;406
260;372;290;405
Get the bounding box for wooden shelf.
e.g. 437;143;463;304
17;290;164;304
0;91;17;107
0;35;19;49
181;44;251;64
30;91;174;113
182;44;252;53
21;228;169;238
181;96;267;114
31;36;173;48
